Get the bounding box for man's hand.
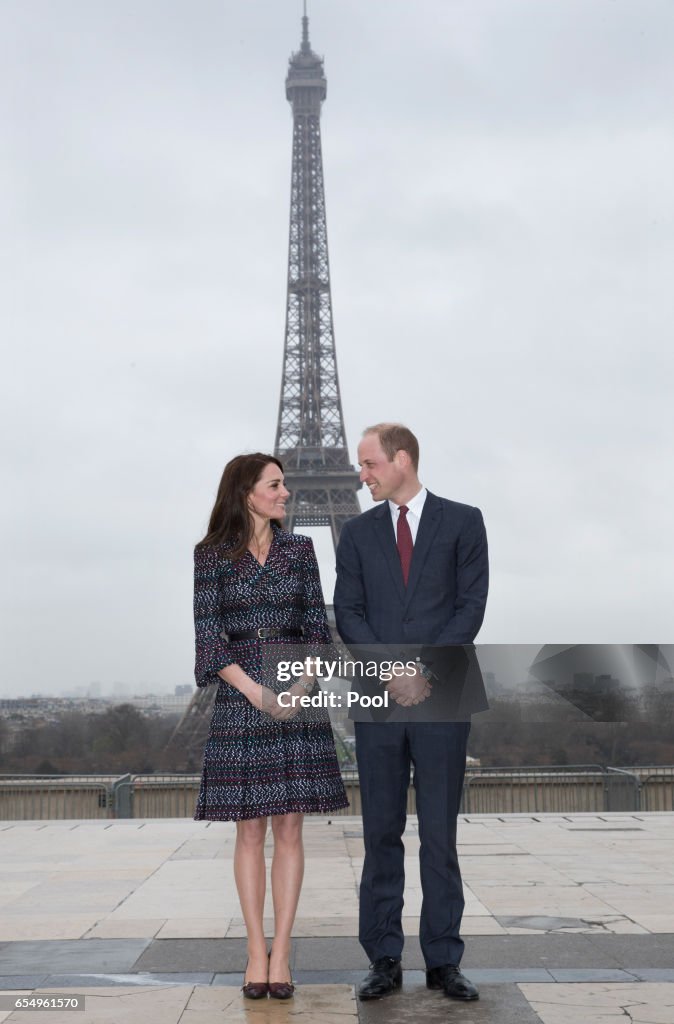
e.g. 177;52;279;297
385;666;432;707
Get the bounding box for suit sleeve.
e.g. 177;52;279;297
193;545;235;687
434;506;489;645
334;522;379;645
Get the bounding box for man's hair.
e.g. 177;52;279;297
363;423;420;472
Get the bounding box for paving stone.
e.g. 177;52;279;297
126;973;213;985
85;919;165;939
497;915;590;931
184;982;357;1022
462;917;509;935
357;978;544;1023
157;919;230;939
547;968;637;982
0;985;192;1024
470;969;554;982
0;976;48;988
629;969;674;981
42;972;214;988
0;940;151;975
132;938;246;974
520;982;674;1024
584;934;674;968
0;916;102;942
5;932;674;978
627;914;674;933
0;814;673;1023
294;936;393;970
462;934;606;969
292;969;375;986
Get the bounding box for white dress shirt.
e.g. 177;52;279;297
388;486;427;544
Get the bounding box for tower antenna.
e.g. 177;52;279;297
301;1;310;52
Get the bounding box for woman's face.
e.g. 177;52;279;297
247;462;290;522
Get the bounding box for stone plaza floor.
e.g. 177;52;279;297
0;814;673;1022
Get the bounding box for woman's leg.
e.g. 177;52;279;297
269;812;304;982
234;816;268;981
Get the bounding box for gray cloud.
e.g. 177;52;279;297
2;0;673;695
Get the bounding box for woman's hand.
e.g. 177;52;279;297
285;681;314;710
254;684;299;721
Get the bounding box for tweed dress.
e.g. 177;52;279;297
193;527;348;821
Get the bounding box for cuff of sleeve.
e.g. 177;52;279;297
195;653;234;687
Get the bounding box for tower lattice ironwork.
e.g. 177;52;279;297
168;11;359;767
274;11;361;547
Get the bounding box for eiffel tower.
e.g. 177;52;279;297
275;7;361;545
168;10;360;767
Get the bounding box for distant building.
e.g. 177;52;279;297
127;694;192;715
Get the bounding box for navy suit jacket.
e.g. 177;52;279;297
334;491;489;718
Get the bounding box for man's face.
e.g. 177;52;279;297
357;433;406;503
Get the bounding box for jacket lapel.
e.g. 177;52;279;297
403;492;442;608
372;504;406;603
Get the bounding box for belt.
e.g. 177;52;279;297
225;628;304;642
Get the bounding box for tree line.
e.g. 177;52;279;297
469;682;674;767
0;705;182;774
0;682;672;774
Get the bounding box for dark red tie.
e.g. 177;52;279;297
396;505;413;585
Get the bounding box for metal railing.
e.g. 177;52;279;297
605;767;642;812
1;766;672;820
0;774;115;820
460;765;643;814
113;773;202;819
633;767;674;812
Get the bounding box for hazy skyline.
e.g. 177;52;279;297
2;1;673;697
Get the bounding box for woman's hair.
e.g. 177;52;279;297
197;453;284;561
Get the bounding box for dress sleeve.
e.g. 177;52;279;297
193;545;235;687
300;537;333;646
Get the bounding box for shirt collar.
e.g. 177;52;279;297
388;485;427;518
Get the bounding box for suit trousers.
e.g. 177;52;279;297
354;720;470;968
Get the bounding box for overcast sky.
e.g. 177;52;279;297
2;0;673;697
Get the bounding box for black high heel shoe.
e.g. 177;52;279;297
268;959;294;1000
241;955;269;1000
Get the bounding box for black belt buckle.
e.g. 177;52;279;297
257;627;277;639
221;626;304;642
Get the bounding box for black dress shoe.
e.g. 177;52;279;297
358;957;402;1000
426;964;479;1000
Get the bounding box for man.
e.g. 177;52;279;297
334;423;488;1002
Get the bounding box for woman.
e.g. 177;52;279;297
193;453;348;1000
